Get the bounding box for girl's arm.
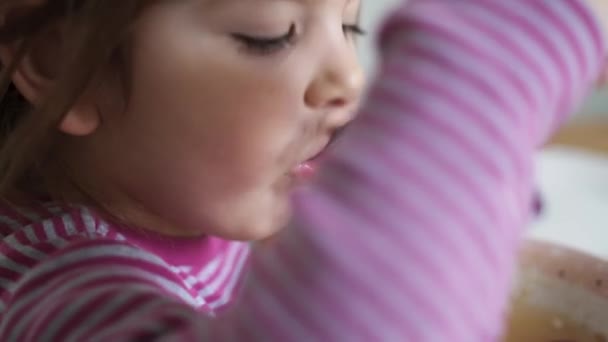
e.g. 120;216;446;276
226;1;606;340
1;1;605;341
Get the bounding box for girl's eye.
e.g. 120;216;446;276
232;24;297;55
343;24;366;37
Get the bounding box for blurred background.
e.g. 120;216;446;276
360;1;608;257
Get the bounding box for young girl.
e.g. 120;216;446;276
0;0;605;340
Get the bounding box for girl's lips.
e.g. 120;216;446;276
291;160;318;181
291;142;330;181
291;149;330;181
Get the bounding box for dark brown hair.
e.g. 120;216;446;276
0;0;147;200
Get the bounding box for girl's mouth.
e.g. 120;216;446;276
291;159;319;181
291;126;345;182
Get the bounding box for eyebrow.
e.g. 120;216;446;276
205;0;361;20
287;0;362;19
272;0;355;4
208;0;357;8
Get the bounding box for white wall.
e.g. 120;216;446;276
358;0;399;73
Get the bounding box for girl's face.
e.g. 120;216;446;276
71;0;364;239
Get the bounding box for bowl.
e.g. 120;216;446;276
504;240;608;341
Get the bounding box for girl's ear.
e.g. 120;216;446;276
0;40;53;106
57;99;101;137
0;23;101;136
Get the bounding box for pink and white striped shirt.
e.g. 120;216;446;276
0;1;606;341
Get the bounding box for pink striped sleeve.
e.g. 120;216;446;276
0;1;605;341
222;1;607;340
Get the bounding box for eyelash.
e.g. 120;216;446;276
232;23;366;55
343;24;366;37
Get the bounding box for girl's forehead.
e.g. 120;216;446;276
199;0;362;20
204;0;359;9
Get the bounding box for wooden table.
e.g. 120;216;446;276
550;118;608;153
